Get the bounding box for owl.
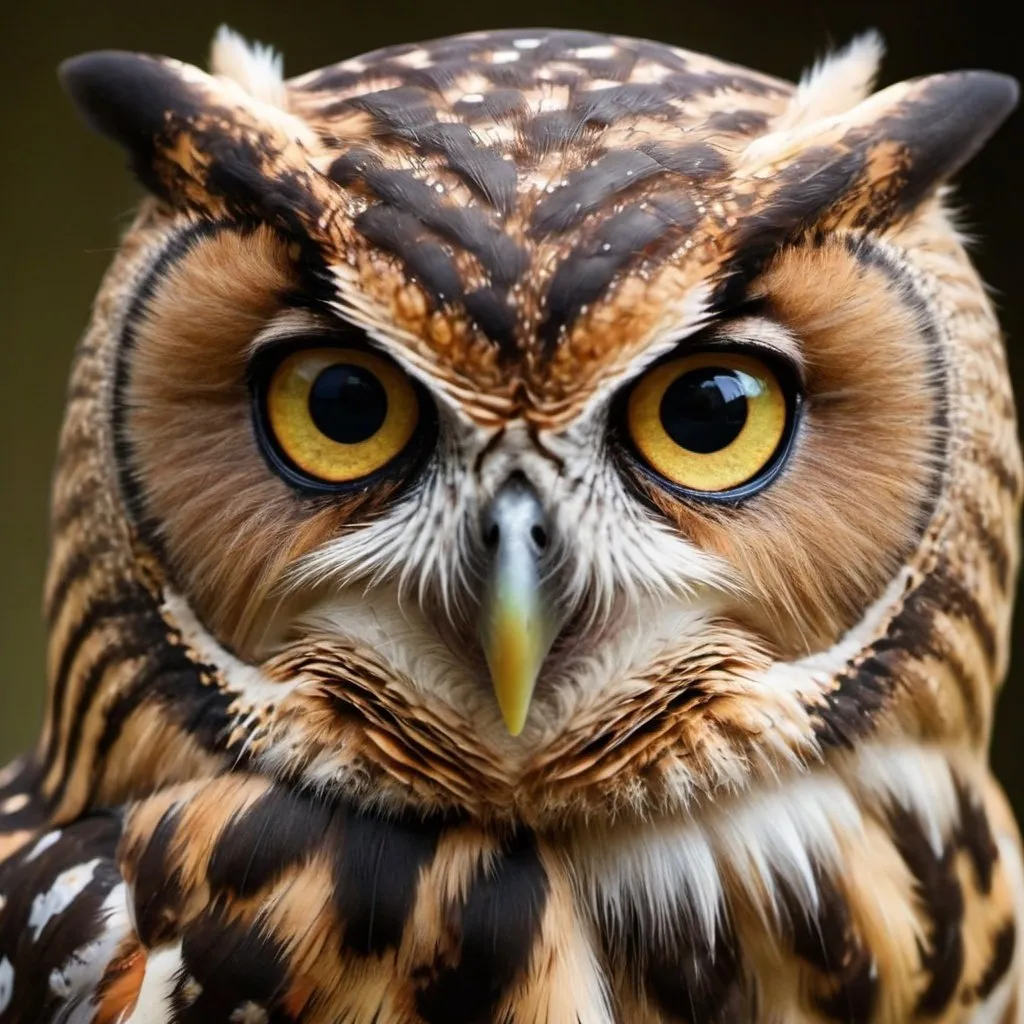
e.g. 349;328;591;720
0;21;1019;1023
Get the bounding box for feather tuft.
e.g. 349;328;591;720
774;31;885;131
209;25;287;108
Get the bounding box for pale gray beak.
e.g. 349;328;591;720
477;474;557;736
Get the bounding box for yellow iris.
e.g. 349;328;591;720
627;351;787;493
266;347;419;483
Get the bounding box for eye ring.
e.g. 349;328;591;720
619;349;799;502
252;341;434;492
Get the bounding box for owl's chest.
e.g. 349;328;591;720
0;744;1019;1023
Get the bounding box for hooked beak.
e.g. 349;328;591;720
478;475;557;736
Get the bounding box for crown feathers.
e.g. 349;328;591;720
59;35;1017;252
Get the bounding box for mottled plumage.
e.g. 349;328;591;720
0;24;1020;1023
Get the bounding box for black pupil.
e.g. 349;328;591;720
659;367;749;454
308;363;388;444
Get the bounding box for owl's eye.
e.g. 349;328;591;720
261;346;421;485
625;351;794;496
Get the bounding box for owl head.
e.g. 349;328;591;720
42;28;1019;826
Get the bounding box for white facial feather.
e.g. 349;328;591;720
286;407;730;613
275;400;733;742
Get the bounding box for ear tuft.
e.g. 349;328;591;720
775;32;885;131
739;67;1018;240
888;70;1019;209
59;51;204;195
210;26;287;109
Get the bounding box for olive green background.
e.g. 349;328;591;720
1;1;1021;804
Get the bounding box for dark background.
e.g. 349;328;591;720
1;1;1021;805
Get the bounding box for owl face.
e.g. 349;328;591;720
50;29;1019;825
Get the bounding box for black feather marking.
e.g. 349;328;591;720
706;108;771;133
351;164;445;222
784;866;877;1023
355;204;464;306
954;778;999;896
570;83;676;125
114;218;225;537
177;906;292;1020
44;537;115;630
326;145;384;186
540;250;622;347
207;787;334;899
889;802;965;1017
47;635;150;810
342;85;440;133
413;202;526;286
83;598;235;796
400;60;472;95
477;61;551;89
333;803;443;956
807;654;891;751
811;551;994;751
454;89;528;124
713;147;867;310
333;114;520;214
42;594;155;772
595;196;700;253
396;121;518;215
521;110;590;155
974;921;1016;1001
202;148;323;241
131;803;186;947
531;149;663;235
640;141;729;180
645;923;744;1023
539;194;699;347
415;828;549;1024
464;286;519;352
343;162;527;286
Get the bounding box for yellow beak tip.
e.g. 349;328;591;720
499;706;529;737
492;675;534;737
485;608;544;737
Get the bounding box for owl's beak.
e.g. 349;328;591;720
478;475;556;736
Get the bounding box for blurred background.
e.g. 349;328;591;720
0;0;1021;805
